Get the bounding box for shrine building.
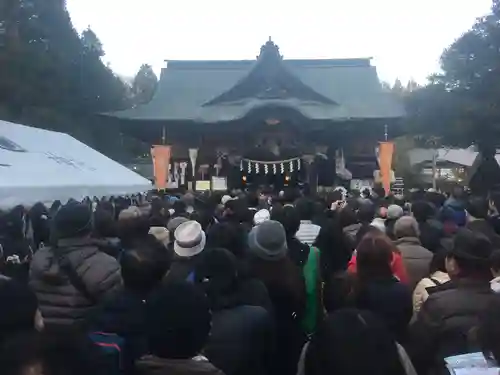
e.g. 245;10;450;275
108;38;405;191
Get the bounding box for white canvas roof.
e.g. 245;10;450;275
0;120;152;208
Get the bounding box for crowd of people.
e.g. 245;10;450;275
1;185;500;375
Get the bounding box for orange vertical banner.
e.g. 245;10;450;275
379;141;394;195
151;145;171;189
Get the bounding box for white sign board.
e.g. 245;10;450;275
195;180;211;191
0;120;152;208
350;179;374;191
211;176;227;191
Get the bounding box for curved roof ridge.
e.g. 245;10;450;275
165;57;372;70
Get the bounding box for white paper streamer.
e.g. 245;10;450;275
188;148;198;178
174;162;180;182
180;162;188;185
214;164;221;176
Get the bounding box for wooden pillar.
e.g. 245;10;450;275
161;125;166;145
303;155;317;193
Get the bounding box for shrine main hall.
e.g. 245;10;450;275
109;39;404;191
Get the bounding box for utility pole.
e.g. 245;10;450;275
432;149;437;190
428;136;439;190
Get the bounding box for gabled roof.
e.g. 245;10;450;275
409;148;480;167
204;39;336;106
110;39;405;123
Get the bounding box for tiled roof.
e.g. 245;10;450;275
109;46;404;122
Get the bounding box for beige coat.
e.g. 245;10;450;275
412;271;450;313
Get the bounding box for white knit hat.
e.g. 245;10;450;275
253;209;271;225
221;195;236;205
370;217;386;233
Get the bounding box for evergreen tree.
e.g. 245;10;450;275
132;64;158;105
0;0;130;156
81;27;104;57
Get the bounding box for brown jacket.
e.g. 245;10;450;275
29;237;122;327
136;355;224;375
395;237;433;291
408;278;499;374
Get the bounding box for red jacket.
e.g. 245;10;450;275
347;251;409;284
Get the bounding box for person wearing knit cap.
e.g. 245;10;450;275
221;195;236;206
393;216;433;291
387;205;404;220
247;220;306;375
167;216;189;237
253;209;271;226
248;220;288;261
370;217;386;233
385;204;404;239
29;203;122;327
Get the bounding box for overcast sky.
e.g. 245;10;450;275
67;0;492;84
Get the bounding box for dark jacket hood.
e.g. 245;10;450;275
444;197;465;211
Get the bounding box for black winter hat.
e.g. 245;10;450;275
146;281;211;359
53;203;92;239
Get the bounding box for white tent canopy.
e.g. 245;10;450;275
0;120;152;208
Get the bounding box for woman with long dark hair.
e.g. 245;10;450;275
349;232;413;343
248;220;306;375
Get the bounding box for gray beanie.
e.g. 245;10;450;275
167;216;189;233
248;220;287;261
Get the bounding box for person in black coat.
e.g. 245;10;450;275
0;206;33;283
89;235;171;373
197;248;274;375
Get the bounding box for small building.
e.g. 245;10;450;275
108;39;404;190
408;147;500;191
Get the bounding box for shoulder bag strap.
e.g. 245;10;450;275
429;277;442;287
54;247;97;303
